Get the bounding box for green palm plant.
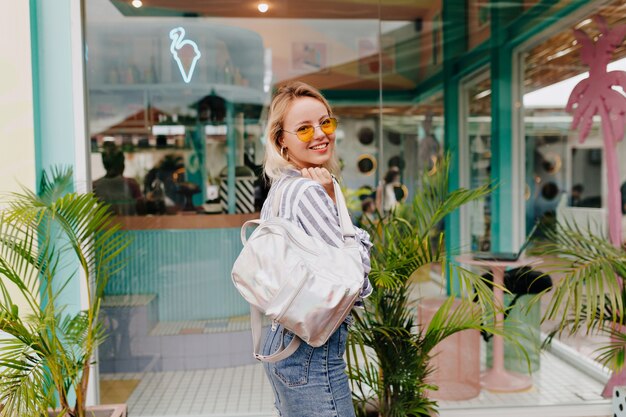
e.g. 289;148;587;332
534;222;626;372
346;156;505;417
0;167;131;417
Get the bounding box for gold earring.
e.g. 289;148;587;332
281;146;289;161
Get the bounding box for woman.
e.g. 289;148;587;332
260;81;372;417
359;197;377;227
378;167;400;215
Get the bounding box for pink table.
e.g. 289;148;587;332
456;254;540;392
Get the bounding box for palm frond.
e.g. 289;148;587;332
536;223;626;334
0;219;48;307
346;155;505;416
0;336;54;417
38;166;74;204
530;217;626;373
0;166;131;415
594;327;626;371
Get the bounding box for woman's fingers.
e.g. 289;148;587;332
302;167;331;185
302;168;335;202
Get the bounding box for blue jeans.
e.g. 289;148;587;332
261;317;356;417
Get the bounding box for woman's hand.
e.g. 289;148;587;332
302;167;335;203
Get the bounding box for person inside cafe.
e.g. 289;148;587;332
143;153;186;212
570;183;584;207
93;143;145;215
377;166;401;216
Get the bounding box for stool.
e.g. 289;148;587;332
483;266;551;374
418;297;481;400
486;293;542;374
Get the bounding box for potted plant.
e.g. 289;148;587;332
346;156;509;417
533;222;626;396
0;168;131;417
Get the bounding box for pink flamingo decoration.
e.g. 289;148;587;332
565;15;626;248
565;15;626;398
169;27;201;83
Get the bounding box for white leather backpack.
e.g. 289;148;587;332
231;178;364;362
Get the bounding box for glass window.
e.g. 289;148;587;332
84;0;442;413
521;0;626;361
463;74;492;251
522;0;626;235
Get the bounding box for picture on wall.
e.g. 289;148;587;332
469;0;490;29
291;42;327;72
358;36;395;76
467;0;492;47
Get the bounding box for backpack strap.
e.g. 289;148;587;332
250;305;301;362
240;219;261;245
332;179;356;240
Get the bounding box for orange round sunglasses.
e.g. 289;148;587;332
282;117;338;142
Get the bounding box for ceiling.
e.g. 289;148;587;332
111;0;433;20
525;1;626;93
467;0;626;115
105;0;626;112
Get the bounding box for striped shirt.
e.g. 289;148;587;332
261;169;373;302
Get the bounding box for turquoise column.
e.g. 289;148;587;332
490;0;523;252
31;0;79;190
30;0;84;316
442;0;467;295
507;0;586;48
30;0;88;405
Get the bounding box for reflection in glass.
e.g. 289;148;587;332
84;0;442;412
570;148;602;208
466;75;492;251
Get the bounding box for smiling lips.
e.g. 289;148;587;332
310;143;329;151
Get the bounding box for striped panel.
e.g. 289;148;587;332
104;228;249;321
220;177;255;214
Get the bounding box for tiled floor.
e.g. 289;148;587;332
102;364;277;417
101;347;610;417
439;351;607;413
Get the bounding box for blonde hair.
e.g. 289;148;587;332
263;81;341;182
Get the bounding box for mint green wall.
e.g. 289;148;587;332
30;0;82;311
105;228;249;321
